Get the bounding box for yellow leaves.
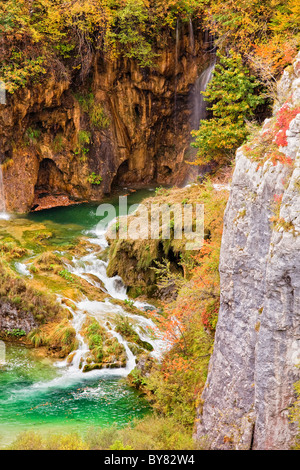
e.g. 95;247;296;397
205;0;299;64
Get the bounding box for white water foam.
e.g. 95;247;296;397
15;200;168;393
0;165;10;220
15;262;32;277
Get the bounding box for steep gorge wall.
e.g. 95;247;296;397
0;23;209;213
195;54;300;450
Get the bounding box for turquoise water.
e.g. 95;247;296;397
0;189;155;448
26;188;154;245
0;344;150;448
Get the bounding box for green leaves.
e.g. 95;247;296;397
192;51;266;164
106;0;158;67
87;172;103;185
1;56;46;94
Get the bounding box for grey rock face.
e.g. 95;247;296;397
195;54;300;450
0;300;38;334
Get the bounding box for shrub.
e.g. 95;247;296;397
9;432;88;450
191;51;266;166
90;104;110;129
7;328;26;337
74;130;91;161
87;172;103;185
58;269;74;282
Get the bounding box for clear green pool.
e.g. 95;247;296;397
0;189;155;448
0;344;150;448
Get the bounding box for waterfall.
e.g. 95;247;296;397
175;18;180;74
189;17;195;54
174;18;180;133
0;165;9;220
191;59;216;130
59;217;168;377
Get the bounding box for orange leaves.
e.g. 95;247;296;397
203;0;299;86
161;354;192;380
274;103;300;147
253;39;297;79
270;152;293;166
273;193;283;204
245;100;299;169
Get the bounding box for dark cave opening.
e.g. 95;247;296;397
31;158;69;210
111;159;130;189
35;158;65;195
158;241;184;276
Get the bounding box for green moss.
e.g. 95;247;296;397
74;130;91;161
115;315;153;352
81;318;127;369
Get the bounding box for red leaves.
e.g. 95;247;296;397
274;129;288;147
274;103;300;148
248;101;299;169
270;152;293;166
273;193;283;203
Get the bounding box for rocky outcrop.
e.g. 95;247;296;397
0;301;38;334
0;22;210;213
195;54;300;449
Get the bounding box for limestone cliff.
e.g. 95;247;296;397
195;54;300;450
0;23;210;213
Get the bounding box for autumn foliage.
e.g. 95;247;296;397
202;0;300;79
143;180;228;426
242;101;299;169
191;51;266;165
274;103;300;147
0;0;205;92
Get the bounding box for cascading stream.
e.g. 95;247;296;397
64;221;168;375
189;17;195;54
0;165;9;220
0;191;165;445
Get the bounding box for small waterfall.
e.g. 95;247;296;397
14;262;32;278
60;215;168;377
174;18;180;133
189;17;195;54
175;18;180;74
67;253;127;300
191;60;216;130
0;165;9;220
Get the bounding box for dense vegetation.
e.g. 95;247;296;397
1;0;299;165
8;415;200;450
0;0;202;93
192;51;266;165
107;180;228;436
1;2;298;159
192;0;300;166
1;0;300;451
